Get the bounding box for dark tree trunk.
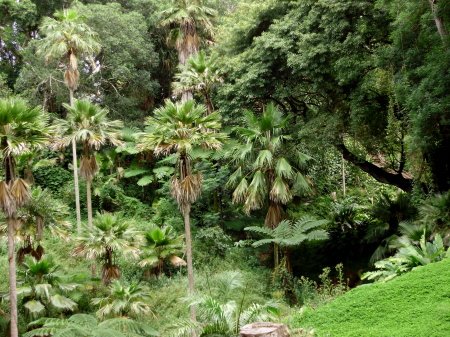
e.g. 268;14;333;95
337;143;413;192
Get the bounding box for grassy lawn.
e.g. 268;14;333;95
292;258;450;337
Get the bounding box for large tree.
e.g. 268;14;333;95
0;97;51;337
215;0;421;192
160;0;216;101
59;99;123;230
37;8;101;233
139;99;226;321
227;102;312;266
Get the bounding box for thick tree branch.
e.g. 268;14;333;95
336;143;413;192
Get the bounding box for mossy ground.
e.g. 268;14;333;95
292;259;450;337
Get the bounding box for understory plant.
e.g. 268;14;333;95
73;212;142;285
163;271;279;337
91;280;153;320
14;255;79;319
363;232;450;282
297;264;348;309
24;313;158;337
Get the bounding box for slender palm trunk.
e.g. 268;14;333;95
70;89;82;234
86;179;97;278
8;217;18;337
86;180;93;229
183;206;196;322
205;94;213;116
178;39;196;102
342;153;346;198
274;242;280;268
72;139;82;234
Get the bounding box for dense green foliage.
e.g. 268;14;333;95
1;0;450;335
293;258;450;337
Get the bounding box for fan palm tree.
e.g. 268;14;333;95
227;103;313;266
15;186;71;264
164;271;278;337
24;313;158;337
139;99;226;320
58;99;123;230
0;97;51;337
160;0;216;101
73;212;142;285
37;8;101;232
15;255;79;319
92;280;153;320
173;51;222;114
139;225;186;277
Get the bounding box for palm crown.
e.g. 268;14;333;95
60;99;124;152
227;103;313;228
73;212;142;285
37;9;101;93
92;280;153;320
16;255;79;319
139;225;186;274
140;99;225;156
173;51;222;114
161;0;216;61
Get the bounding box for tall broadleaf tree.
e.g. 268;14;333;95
0;97;51;337
58;99;123;230
160;0;216;101
139;99;226;321
37;8;101;233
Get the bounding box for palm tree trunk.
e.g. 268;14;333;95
205;94;213;116
179;46;194;102
274;243;279;268
72;139;82;234
342;153;346;198
183;206;196;322
87;180;93;229
86;179;96;279
8;217;18;337
70;88;81;234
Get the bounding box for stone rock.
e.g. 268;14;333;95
240;322;291;337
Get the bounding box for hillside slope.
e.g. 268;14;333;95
293;258;450;337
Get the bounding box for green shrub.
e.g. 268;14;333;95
296;264;348;309
33;166;72;195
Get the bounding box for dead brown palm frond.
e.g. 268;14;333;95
72;244;87;257
171;172;202;207
16;247;29;264
0;180;14;216
79;155;99;181
69;52;78;70
10;178;31;207
36;245;44;259
170;255;187;267
64;69;80;91
265;204;283;229
101;264;121;285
